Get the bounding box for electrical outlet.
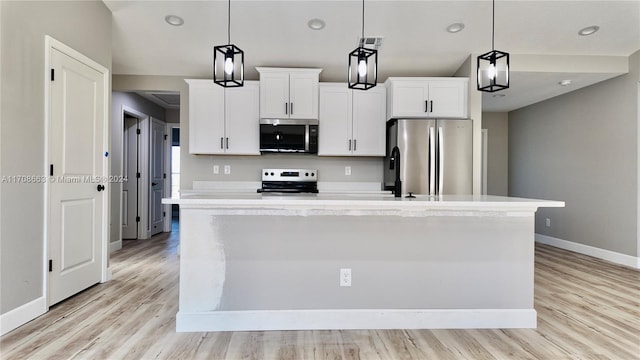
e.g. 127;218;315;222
224;165;231;175
545;218;551;227
213;165;219;174
340;268;352;287
345;166;351;176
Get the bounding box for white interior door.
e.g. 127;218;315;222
149;118;165;236
48;45;107;306
122;116;139;239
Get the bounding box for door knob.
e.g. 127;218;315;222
97;184;105;192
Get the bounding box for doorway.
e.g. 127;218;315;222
122;114;140;239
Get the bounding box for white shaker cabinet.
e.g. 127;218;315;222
318;83;386;156
186;79;260;155
256;67;322;119
385;77;468;119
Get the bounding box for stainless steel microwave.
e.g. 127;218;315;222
259;119;318;154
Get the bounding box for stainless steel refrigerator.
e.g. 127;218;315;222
384;119;473;196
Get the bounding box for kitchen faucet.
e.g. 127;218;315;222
389;146;402;198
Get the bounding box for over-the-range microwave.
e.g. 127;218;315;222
259;119;318;154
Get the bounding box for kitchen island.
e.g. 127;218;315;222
163;193;564;332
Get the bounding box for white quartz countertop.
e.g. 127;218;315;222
163;192;564;213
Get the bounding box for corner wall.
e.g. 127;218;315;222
0;0;111;320
509;51;639;258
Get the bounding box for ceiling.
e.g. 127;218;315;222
104;0;640;112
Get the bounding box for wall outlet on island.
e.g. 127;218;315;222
340;268;352;287
224;165;231;175
545;218;551;227
213;165;219;174
345;166;351;176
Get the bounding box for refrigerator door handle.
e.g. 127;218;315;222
438;127;444;195
429;127;436;195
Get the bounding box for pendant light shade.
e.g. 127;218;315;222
477;0;509;92
349;46;377;90
477;49;509;92
348;0;377;90
214;0;244;87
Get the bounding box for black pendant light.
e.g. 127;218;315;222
477;0;509;92
214;0;244;87
348;0;377;90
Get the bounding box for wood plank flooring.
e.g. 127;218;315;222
2;222;639;359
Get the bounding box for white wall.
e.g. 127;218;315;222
509;51;639;257
110;92;166;245
482;112;509;196
0;1;111;315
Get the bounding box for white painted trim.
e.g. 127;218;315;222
109;240;123;253
536;234;640;269
0;297;47;336
176;309;537;332
164;123;180;232
481;129;488;195
139;116;151;240
637;81;639;259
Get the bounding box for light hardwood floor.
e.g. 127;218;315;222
2;221;639;360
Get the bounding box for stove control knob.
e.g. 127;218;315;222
264;172;269;176
270;172;275;176
311;172;315;177
305;172;309;176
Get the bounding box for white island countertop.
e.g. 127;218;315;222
163;192;564;214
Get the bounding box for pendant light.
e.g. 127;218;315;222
213;0;244;87
477;0;509;92
348;0;377;90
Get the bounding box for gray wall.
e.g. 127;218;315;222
113;75;384;190
110;92;166;244
0;1;112;314
509;50;639;257
482;112;509;196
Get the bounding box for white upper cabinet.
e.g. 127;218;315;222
318;83;386;157
257;67;322;119
385;77;468;119
186;79;260;155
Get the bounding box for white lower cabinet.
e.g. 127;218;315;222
186;79;260;155
318;83;386;156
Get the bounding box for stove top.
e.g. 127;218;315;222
258;169;318;194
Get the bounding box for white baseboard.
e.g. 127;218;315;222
0;297;47;336
176;309;537;332
109;240;122;253
536;234;640;269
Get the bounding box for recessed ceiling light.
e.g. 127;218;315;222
165;15;184;26
559;80;572;86
492;93;506;98
446;23;465;33
307;18;326;31
578;25;599;36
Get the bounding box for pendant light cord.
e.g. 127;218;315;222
361;0;365;40
227;0;231;44
491;0;495;50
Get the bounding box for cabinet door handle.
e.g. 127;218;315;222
354;139;357;151
348;139;352;151
425;100;428;112
290;102;293;115
220;137;224;149
225;137;229;149
430;100;433;113
285;103;288;114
